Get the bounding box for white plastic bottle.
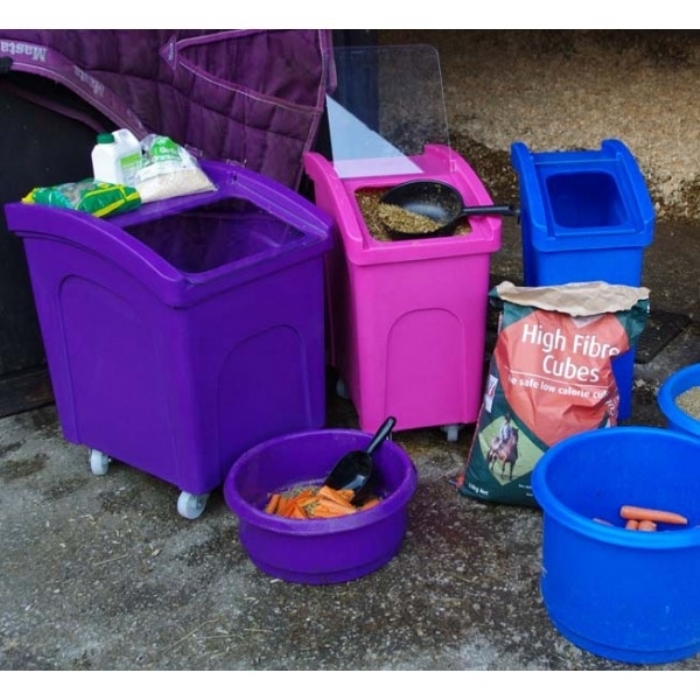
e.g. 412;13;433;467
91;129;142;187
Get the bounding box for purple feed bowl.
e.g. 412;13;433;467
223;428;418;585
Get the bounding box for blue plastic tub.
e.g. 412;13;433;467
658;363;700;437
531;426;700;665
511;139;655;421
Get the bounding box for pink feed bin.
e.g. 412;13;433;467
303;144;502;441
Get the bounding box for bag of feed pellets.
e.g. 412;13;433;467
456;280;650;507
134;134;216;203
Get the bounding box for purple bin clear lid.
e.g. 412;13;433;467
4;159;333;308
327;45;453;180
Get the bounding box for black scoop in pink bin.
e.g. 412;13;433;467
323;416;397;504
379;179;519;240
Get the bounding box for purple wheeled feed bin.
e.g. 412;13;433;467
3;160;333;519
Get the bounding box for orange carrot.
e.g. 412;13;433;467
620;505;688;525
316;485;355;506
359;497;382;510
264;493;281;514
278;496;299;518
638;520;657;532
290;502;309;519
625;519;640;530
310;500;356;517
296;494;320;509
306;507;333;519
319;496;357;512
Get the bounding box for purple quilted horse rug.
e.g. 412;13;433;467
0;30;335;189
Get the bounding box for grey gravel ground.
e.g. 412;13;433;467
2;222;699;674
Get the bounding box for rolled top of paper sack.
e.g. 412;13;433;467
456;280;650;507
495;280;650;315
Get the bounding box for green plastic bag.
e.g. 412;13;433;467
22;179;141;217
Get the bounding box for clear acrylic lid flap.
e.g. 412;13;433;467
327;44;451;178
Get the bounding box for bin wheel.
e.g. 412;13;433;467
89;449;110;476
336;377;350;400
441;424;461;443
177;491;210;520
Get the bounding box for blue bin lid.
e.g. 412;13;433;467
511;139;655;253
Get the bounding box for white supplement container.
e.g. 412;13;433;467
91;129;142;187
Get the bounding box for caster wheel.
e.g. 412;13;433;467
177;491;210;520
336;377;350;400
441;424;460;443
89;449;110;476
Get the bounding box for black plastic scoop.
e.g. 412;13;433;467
378;179;519;240
323;416;397;504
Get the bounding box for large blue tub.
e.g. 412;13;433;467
532;426;700;665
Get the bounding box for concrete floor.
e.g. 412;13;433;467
4;31;700;674
2;214;700;672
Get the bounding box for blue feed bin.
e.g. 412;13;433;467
532;426;700;665
511;139;655;421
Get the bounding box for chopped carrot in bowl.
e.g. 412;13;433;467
263;483;382;519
